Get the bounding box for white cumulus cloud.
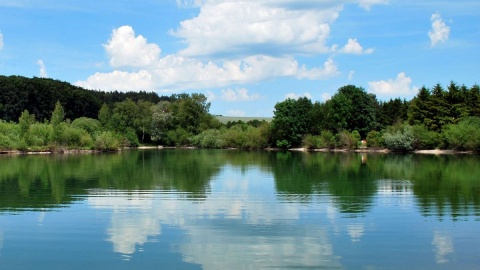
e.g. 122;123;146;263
37;60;48;78
104;25;161;68
172;0;389;59
77;70;153;91
171;1;343;57
340;38;373;54
76;26;339;92
78;0;390;92
368;72;418;99
221;88;261;102
428;13;450;47
297;58;339;80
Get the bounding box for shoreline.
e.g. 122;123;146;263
287;148;472;155
0;147;474;155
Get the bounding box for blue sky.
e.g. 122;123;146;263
0;0;479;117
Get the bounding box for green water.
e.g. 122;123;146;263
0;150;479;269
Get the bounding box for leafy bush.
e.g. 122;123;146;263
26;123;52;147
383;124;414;152
94;131;120;151
302;134;320;149
79;133;94;149
223;125;246;148
192;129;225;149
0;121;19;150
276;139;291;149
59;125;83;147
166;128;191;147
443;117;480;151
352;130;361;141
303;131;337;149
15;139;28;152
121;128;139;147
412;125;442;150
255;122;271;148
0;134;16;150
219;124;270;149
336;130;357;149
71;117;102;135
57;125;94;148
366;130;384;148
320;131;336;149
243;126;269;149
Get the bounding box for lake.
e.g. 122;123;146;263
0;149;479;269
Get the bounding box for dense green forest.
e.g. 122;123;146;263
0;75;165;122
0;75;479;152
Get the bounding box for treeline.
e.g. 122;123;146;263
0;93;221;151
0;75;166;122
269;83;480;151
0;75;479;152
189;83;480;152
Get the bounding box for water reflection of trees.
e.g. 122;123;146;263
271;152;378;214
407;155;480;219
0;150;223;211
270;152;480;218
0;150;479;218
370;154;480;218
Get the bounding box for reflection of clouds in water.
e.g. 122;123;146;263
38;211;46;224
89;191;161;254
347;223;364;242
433;231;454;264
181;224;340;269
376;180;414;209
88;169;343;268
108;211;161;254
0;231;3;250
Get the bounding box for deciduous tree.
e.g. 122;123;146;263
271;97;313;147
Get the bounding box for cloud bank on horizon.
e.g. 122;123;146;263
0;0;478;116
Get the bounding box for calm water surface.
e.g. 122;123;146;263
0;150;479;269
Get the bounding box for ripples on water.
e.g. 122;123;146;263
0;150;479;269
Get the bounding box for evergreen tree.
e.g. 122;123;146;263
427;83;450;131
51;101;65;145
378;98;408;129
446;81;467;122
466;85;480;117
408;86;431;127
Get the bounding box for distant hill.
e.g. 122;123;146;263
215;115;272;124
0;75;166;122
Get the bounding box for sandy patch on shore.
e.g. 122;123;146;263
414;149;460;155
